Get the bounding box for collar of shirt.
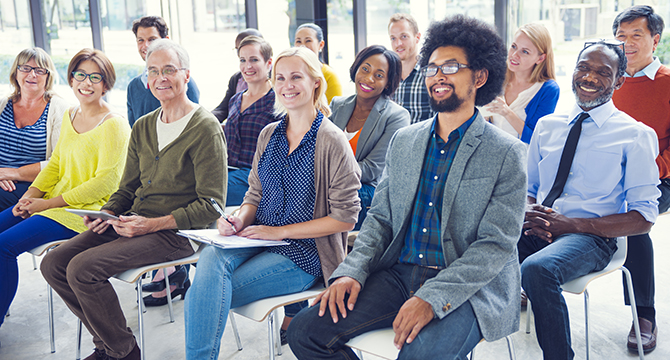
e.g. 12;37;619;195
626;57;661;79
239;89;275;115
140;68;149;89
429;109;479;142
569;100;617;129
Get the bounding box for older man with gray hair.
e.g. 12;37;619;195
41;39;226;360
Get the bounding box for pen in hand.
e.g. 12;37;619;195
209;198;237;233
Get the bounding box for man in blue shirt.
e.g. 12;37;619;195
288;15;527;359
520;41;660;360
127;16;200;127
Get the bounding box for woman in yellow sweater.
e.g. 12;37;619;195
0;48;130;327
294;23;343;103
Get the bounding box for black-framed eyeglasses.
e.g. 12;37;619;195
71;71;104;84
420;61;470;77
147;66;187;78
18;65;49;76
584;39;625;51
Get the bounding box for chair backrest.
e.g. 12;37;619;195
231;284;325;322
561;236;626;294
345;328;398;360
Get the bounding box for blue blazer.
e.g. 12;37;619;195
330;95;410;186
521;79;560;143
331;113;528;341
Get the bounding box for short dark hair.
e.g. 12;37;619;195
132;16;169;38
577;41;627;80
235;28;263;49
419;15;507;106
67;48;116;92
613;5;664;38
349;45;402;97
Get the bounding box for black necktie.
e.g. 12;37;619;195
542;112;590;207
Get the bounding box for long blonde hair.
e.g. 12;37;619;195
271;47;331;118
9;48;58;102
506;23;555;84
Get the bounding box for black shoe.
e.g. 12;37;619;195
280;329;288;346
141;265;188;293
143;279;190;307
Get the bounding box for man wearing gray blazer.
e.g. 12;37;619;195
288;15;527;359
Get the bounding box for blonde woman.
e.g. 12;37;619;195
185;47;361;359
484;23;559;143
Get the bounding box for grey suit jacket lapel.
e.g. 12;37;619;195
440;114;485;241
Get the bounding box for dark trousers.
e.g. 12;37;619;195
623;179;670;309
40;228;194;358
287;263;483;360
0;181;31;212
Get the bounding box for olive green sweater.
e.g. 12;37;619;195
102;106;226;230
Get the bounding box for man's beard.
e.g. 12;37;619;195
429;84;470;113
572;81;614;109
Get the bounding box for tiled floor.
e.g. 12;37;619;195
3;214;670;360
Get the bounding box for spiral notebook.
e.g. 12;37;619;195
177;229;289;249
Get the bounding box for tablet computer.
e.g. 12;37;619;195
66;209;119;221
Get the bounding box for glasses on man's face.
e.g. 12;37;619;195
420;61;470;77
71;71;104;84
147;66;187;78
18;65;49;76
584;39;625;51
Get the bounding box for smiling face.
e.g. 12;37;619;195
425;46;480;113
146;49;190;103
508;32;546;76
16;58;48;97
615;17;660;75
354;53;389;102
136;26;163;61
294;27;324;55
238;43;272;84
273;56;320;113
388;20;420;62
70;60;106;104
572;45;624;111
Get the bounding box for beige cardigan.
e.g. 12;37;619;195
0;95;69;169
244;117;361;282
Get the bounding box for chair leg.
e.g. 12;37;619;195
163;268;174;323
32;254;37;270
275;309;282;356
525;301;532;334
137;278;146;360
267;310;275;360
505;335;516;360
76;319;82;360
584;289;590;360
229;312;243;350
622;266;645;360
48;283;56;353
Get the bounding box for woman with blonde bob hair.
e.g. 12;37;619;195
0;48;69;210
185;46;361;358
484;23;559;143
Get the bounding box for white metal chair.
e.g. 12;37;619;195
525;236;645;360
74;246;203;360
345;328;516;359
26;239;72;354
228;284;325;360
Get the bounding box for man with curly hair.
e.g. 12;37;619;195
287;15;527;359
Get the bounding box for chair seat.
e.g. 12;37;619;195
113;246;203;284
231;285;325;322
562;237;627;294
345;328;399;360
28;239;70;257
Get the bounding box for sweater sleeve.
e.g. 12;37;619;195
102;124;142;215
31;120;64;195
59;118;130;206
212;73;241;123
323;65;343;104
520;80;560;143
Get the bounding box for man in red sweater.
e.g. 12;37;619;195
612;5;669;353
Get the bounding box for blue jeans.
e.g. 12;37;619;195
288;263;483;360
226;167;251;207
0;208;78;325
354;183;375;231
184;245;317;360
0;181;31;212
519;233;617;360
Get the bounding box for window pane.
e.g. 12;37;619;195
0;0;33;90
327;0;355;95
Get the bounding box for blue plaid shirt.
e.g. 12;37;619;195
392;63;436;124
398;111;477;267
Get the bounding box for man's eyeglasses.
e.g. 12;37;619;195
18;65;49;76
584;39;625;51
71;71;104;84
420;61;470;77
147;66;187;78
